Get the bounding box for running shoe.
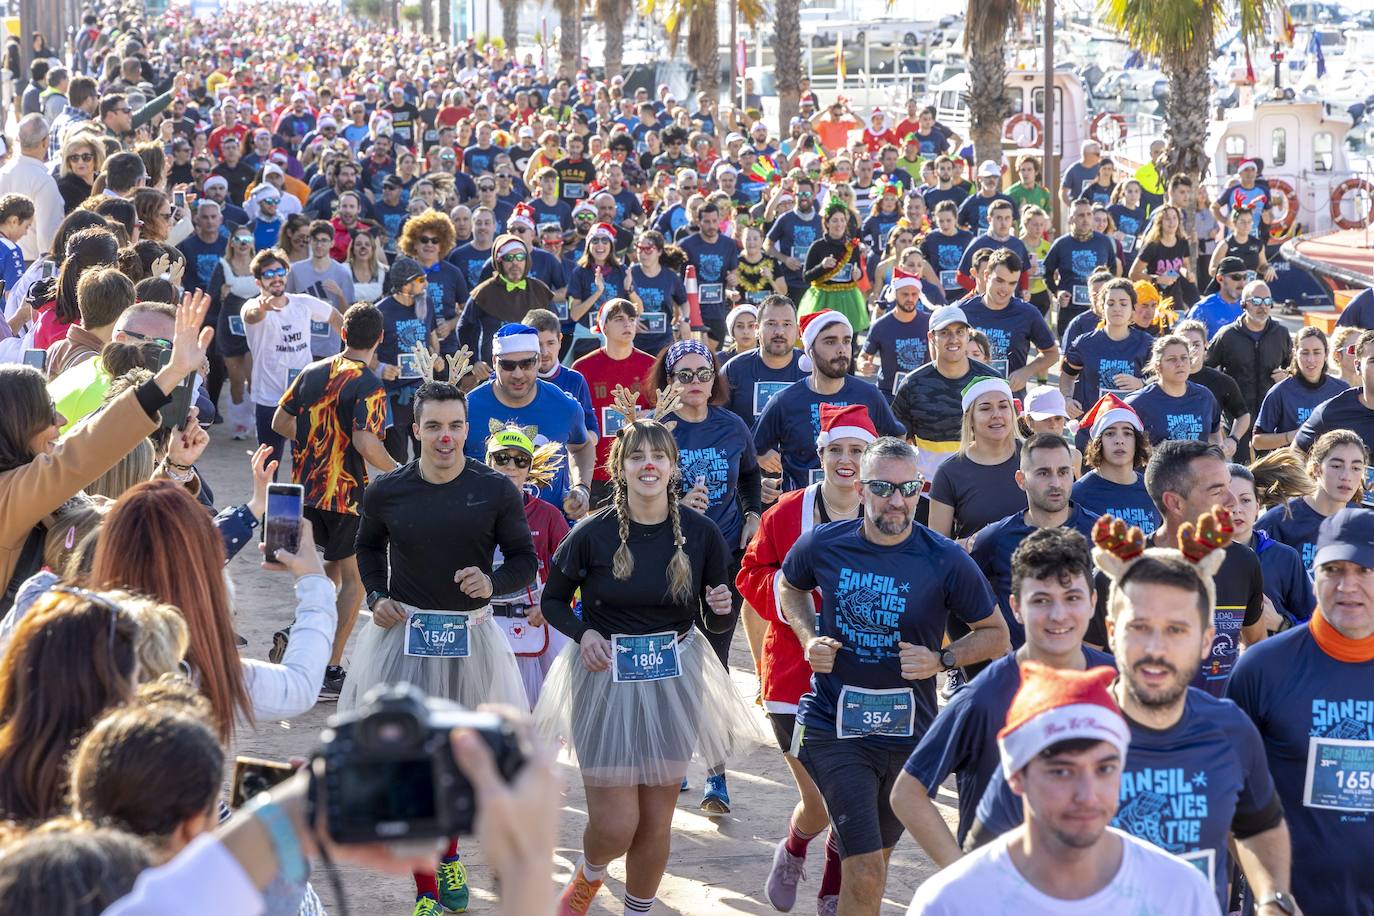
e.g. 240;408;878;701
412;894;442;916
680;776;690;792
764;838;807;911
234;632;248;648
318;665;346;702
701;773;731;814
269;625;291;664
231;424;251;441
557;869;603;916
939;668;965;700
816;894;839;916
436;854;469;912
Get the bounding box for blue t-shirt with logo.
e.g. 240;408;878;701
462;379;588;506
968;504;1100;646
973;687;1280;912
1255;497;1326;576
177;233;229;292
721;348;807;429
1108;202;1148;261
669;406;758;546
678;233;741;322
753;377;904;491
955;294;1057;390
1126;382;1221;445
1295;387;1374;453
421;260;469;355
628;264;686;355
767;210;823;287
1185;292;1243;340
1252;530;1316;626
1229;626;1374;916
956;193;1019;234
782;518;997;746
1071;471;1160;535
374;294;437;394
956;234;1030;284
920;228;975;299
861;309;931;397
566;263;628;330
1255;374;1349;439
903;646;1115;844
1042;231;1118;298
1062;327;1153;407
446;241;493;290
528;198;573;233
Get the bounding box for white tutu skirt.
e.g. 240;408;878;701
339;603;528;713
513;626;571;709
533;628;764;787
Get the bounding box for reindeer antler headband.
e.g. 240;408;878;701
1092;505;1235;617
609;381;683;434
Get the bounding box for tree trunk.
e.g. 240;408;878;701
421;0;434;36
1161;35;1214;265
967;29;1008;168
558;0;580;79
773;0;801;135
688;0;719;107
502;0;519;51
602;0;626;78
438;0;450;42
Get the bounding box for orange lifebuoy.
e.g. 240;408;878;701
1265;178;1299;236
1330;178;1374;230
1089;112;1127;149
1003;113;1043;149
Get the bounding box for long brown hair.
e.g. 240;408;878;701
0;365;56;472
0;590;140;821
89;481;252;741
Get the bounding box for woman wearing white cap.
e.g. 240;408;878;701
928;375;1025;544
720;303;760;360
1017;384;1083;477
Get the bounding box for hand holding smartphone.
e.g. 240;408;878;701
264;483;304;562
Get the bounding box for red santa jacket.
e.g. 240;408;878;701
736;483;825;713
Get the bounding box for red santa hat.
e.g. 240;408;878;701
997;661;1131;779
816;403;878;448
507;202;536;231
798;309;853;372
888;268;921;293
587;222;617;244
1081;393;1144;441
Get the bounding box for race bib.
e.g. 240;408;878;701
553;299;570;320
404;611;471;658
287;367;301;387
602;406;628;436
641;311;667;334
1304;737;1374;812
310;319;330;337
1072;284;1090;306
612;631;681;682
1028;258;1043;279
398;352;423;379
940;269;958;289
893;370;910;392
991;358;1009;378
229;315;246;336
700;282;723;304
790;243;810;261
754;380;791;415
837;685;915;739
1246;270;1257;283
1120;233;1137;252
562;182;585;200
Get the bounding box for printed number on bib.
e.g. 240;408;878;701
602;406;628;436
398;352;423;379
940;269;958;289
700;282;723;304
404;611;471;658
1120;234;1136;252
311;320;330;337
1304;737;1374;812
991;358;1009;379
641;311;668;334
612;631;681;682
563;183;584;200
893;370;910;392
837;686;915;739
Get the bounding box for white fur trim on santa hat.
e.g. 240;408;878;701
961;376;1013;413
816;425;878;448
492;330;540;355
495;238;526;259
799;311;853;372
998;702;1132;779
1090;407;1144;441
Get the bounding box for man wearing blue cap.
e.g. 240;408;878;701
1229;507;1374;916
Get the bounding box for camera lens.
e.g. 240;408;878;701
361;710;419;748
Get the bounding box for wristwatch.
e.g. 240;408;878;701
940;648;958;671
1256;892;1296;915
365;590;389;611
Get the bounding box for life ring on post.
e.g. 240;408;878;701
1265;178;1299;237
1003;113;1043;149
1089;112;1127;149
1330;178;1374;230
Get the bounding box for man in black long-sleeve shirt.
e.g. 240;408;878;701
357;382;538;618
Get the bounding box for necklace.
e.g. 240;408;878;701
819;485;859;520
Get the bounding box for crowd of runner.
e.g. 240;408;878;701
0;1;1372;914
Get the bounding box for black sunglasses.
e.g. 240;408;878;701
121;328;173;349
417;235;441;244
490;452;532;468
862;478;923;498
497;357;537;372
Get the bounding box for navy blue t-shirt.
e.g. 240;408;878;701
782;518;997;746
669;406;758;546
1255;496;1326;575
969;504;1100;645
766;210;822;287
462;143;499;176
956;234;1030;286
1071;470;1160;535
1251;530;1316;626
1062;327;1152;407
1126;382;1221;445
721;349;806;429
628;264;686;355
1255;374;1349;438
903;646;1115;844
956;193;1018;234
754;377;904;491
177;234;228;292
446;241;493;290
920;228;975;298
566;263;628;330
956;295;1057;389
1228;626;1374;916
678;233;740;321
1042;231;1118;301
419;260;469;355
1336;286;1374;328
1107;202;1148;262
1294;387;1374;453
861;309;931;397
374;294;437;393
972;688;1279;912
528;198;573;233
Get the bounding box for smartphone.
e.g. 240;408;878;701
173;189;187;210
230;755;296;808
159;374;196;431
39;260;57;281
264;483;304;562
21;348;46;370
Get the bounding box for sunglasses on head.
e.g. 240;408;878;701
497;357;537;372
490;451;532;468
862;478;923;498
672;367;715;384
500;252;527;263
260;266;288;278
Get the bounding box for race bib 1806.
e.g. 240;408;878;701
404;611;471;658
1304;737;1374;812
612;632;681;682
837;685;915;739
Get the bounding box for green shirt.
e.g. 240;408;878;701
47;357;110;433
895;155;924;184
1007;182;1051;218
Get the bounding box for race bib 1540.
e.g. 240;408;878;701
404;611;471;658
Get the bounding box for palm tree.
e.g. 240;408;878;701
439;0;450;41
963;0;1025;168
640;0;763;110
773;0;802;133
500;0;521;50
596;0;634;78
556;0;581;79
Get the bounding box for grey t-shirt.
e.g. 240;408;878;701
288;258;355;358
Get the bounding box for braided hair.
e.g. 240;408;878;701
606;419;694;604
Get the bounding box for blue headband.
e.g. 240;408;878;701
666;339;712;372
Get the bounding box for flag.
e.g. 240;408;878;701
1311;32;1326;78
835;32;844;86
1123;48;1143;69
1245;45;1255;84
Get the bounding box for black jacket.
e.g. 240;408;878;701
1206;317;1293;415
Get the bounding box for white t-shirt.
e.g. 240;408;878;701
907;827;1220;916
241;293;334;407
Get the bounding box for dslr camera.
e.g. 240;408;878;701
314;683;527;843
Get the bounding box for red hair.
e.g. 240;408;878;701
89;481;252;740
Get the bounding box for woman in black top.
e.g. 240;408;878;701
1130;204;1199;309
1206;206;1275;292
535;415;760;915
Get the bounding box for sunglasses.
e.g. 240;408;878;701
51;585;126;653
636;243;659;252
121;328;173;349
68;151;95;162
477;184;496;191
861;478;923;498
1246;296;1274;307
672;367;715;384
1225;273;1247;281
490;451;532;468
497;357;537;372
260;267;288;278
500;252;527;263
193;167;211;175
233;235;253;245
575;213;596;222
418;235;441;244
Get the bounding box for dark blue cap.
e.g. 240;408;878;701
1314;508;1374;570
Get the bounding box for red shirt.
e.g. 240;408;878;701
893;118;921;142
861;127;899;154
571;347;656;481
